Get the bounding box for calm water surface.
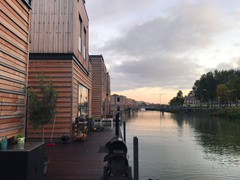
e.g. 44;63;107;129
122;111;240;180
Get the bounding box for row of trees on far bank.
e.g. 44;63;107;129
169;70;240;106
193;70;240;105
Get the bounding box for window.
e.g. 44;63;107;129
78;16;82;52
78;84;88;117
83;28;86;59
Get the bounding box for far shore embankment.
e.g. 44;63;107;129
145;106;240;120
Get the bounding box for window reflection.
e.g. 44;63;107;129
78;84;88;117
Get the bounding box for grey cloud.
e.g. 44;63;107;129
102;1;223;91
216;63;235;71
216;57;240;70
86;0;161;23
110;56;201;91
103;1;222;55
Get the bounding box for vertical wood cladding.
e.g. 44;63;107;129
72;0;89;73
28;0;91;139
0;0;30;138
29;0;73;53
29;0;89;73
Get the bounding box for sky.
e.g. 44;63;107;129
85;0;240;104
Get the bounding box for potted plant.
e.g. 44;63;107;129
16;132;25;145
28;73;58;142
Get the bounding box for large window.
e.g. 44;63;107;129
78;16;82;53
78;84;88;117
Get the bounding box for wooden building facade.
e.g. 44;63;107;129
0;0;31;138
28;0;92;140
90;55;111;119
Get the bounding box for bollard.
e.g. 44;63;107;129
115;113;120;137
123;121;126;143
133;137;139;180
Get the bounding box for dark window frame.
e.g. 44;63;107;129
78;15;82;53
83;28;87;60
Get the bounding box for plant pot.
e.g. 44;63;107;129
1;136;8;149
17;137;25;145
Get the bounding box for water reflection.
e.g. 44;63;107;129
124;111;240;180
168;113;240;164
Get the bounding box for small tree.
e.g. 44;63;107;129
28;73;58;142
169;90;184;106
216;84;228;106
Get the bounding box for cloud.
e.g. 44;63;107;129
110;56;201;91
103;1;223;54
100;0;224;91
216;57;240;70
86;0;162;24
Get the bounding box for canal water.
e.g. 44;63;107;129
122;111;240;180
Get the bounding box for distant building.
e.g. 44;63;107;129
111;95;127;111
90;55;111;119
28;0;91;139
111;95;137;111
184;95;199;106
0;0;31;138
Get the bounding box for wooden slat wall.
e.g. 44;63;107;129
90;56;109;119
27;0;91;140
91;57;102;119
0;0;30;138
27;60;73;139
106;73;111;115
71;0;91;122
72;0;89;76
101;61;108;117
72;60;92;122
29;0;73;53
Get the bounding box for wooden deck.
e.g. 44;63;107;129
44;127;115;180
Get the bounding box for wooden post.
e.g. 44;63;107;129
133;136;139;180
115;113;119;137
123;121;126;142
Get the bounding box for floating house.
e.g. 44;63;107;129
27;0;92;140
111;95;137;111
0;0;31;138
90;55;111;119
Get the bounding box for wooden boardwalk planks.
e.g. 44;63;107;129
44;127;115;180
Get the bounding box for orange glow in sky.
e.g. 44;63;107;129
112;87;191;104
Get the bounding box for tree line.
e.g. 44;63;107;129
170;69;240;106
193;69;240;106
